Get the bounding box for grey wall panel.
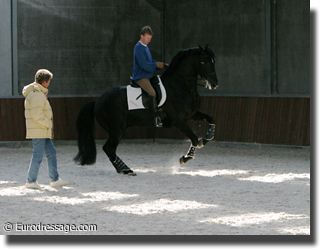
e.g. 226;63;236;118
164;0;269;96
12;0;310;97
0;0;13;96
17;0;162;95
276;0;310;95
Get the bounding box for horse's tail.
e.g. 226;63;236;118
73;101;97;165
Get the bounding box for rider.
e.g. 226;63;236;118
132;26;165;127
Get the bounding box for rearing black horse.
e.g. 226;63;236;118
74;45;218;176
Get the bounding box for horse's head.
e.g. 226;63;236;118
198;45;218;90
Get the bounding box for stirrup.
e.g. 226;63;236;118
154;117;163;127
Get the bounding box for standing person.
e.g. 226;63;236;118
132;26;166;127
23;69;68;189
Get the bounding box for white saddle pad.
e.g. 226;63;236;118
126;76;166;110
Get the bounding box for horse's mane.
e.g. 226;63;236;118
162;47;199;77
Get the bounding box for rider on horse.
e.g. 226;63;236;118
131;26;166;127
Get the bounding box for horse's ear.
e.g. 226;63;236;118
205;44;209;50
199;45;205;54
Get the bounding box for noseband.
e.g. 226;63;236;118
197;55;216;89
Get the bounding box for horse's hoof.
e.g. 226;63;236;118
121;169;137;176
179;157;184;165
127;172;137;176
198;138;210;148
179;156;194;165
197;139;204;148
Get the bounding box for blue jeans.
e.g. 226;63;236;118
26;139;59;183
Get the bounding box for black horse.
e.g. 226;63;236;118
74;45;218;176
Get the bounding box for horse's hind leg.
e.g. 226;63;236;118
102;131;137;176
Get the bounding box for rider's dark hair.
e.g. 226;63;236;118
140;26;153;36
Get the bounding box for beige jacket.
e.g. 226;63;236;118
22;82;53;139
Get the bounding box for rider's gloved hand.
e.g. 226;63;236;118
157;62;169;69
157;62;165;69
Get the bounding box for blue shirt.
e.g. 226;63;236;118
132;41;158;82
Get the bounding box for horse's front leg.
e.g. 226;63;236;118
191;111;216;148
174;120;201;165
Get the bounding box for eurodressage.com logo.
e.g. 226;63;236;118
3;222;97;233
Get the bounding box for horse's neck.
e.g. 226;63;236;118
162;56;198;93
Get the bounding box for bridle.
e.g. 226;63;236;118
197;54;217;89
163;49;217;89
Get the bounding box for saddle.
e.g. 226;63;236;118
127;76;167;121
130;76;162;109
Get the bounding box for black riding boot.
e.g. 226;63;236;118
149;95;162;127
